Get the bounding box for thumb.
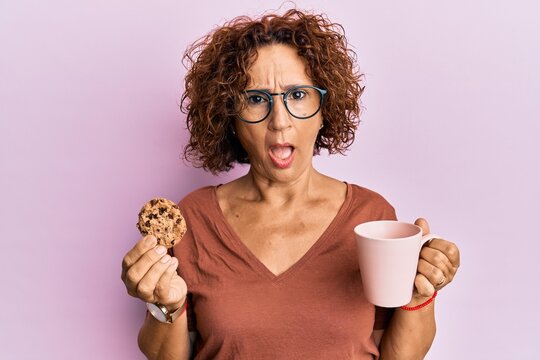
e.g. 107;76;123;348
414;217;430;236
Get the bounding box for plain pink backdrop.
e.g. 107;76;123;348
1;0;539;359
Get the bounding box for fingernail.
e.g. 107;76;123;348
146;236;157;246
155;246;166;255
160;254;171;263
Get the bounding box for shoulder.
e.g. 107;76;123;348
348;183;391;204
348;183;397;220
174;186;222;253
178;186;216;213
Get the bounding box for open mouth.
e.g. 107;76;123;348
268;144;295;169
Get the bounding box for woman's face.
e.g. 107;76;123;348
235;44;323;183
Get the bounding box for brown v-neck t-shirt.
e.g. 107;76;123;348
173;183;397;360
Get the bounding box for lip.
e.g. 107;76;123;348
268;143;295;169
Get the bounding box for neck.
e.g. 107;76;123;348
242;166;321;206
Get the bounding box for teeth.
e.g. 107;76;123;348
271;146;293;160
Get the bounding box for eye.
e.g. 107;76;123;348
288;89;307;101
246;94;268;105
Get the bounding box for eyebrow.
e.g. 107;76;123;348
246;83;312;92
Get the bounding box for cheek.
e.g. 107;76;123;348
236;126;266;155
298;124;321;148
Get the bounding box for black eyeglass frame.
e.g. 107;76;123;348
237;85;327;124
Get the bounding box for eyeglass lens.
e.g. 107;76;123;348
239;86;323;123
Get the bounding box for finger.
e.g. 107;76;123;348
414;273;436;298
154;257;180;304
135;253;173;302
417;258;446;288
420;246;453;277
124;245;169;296
414;218;430;236
427;238;461;268
121;235;158;281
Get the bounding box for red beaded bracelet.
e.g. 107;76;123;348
400;291;438;311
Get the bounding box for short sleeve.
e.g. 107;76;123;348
381;202;397;221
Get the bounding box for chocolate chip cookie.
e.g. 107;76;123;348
136;198;187;248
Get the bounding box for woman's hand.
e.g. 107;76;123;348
121;235;187;310
407;218;461;305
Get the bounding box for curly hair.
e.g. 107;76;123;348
181;8;364;174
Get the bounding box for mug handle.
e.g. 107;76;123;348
421;233;441;246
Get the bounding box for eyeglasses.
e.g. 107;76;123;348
237;85;327;124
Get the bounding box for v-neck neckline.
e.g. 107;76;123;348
210;182;353;283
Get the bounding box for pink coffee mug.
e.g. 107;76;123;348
354;220;440;308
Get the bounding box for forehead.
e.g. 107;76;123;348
246;43;312;87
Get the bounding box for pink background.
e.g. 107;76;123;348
2;0;539;358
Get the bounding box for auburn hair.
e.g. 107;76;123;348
181;9;364;174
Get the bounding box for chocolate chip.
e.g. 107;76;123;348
159;207;166;215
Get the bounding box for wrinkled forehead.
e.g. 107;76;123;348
245;43;313;89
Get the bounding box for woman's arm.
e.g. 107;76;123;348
378;299;436;360
121;236;192;360
138;306;192;360
378;218;459;359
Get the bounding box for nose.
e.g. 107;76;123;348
268;96;292;132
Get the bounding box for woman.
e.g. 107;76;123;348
121;9;460;360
